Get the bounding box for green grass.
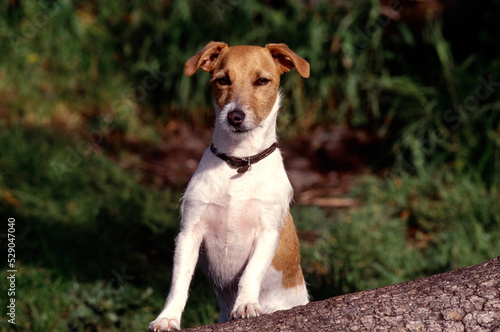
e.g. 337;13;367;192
8;266;216;331
299;173;500;300
1;128;499;331
2;0;498;176
0;127;219;331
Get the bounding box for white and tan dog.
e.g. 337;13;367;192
149;41;310;332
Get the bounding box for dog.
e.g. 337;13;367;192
149;41;310;332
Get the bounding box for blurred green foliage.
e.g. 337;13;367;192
300;174;500;300
1;0;500;331
1;0;499;180
0;126;218;330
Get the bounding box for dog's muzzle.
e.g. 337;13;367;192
227;110;246;128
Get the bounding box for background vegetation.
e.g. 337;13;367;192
1;0;499;330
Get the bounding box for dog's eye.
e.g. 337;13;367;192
255;78;270;86
215;77;231;86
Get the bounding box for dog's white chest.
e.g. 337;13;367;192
200;199;260;279
181;149;291;281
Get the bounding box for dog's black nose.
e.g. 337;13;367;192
227;110;245;127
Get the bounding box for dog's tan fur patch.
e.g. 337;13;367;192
272;211;304;288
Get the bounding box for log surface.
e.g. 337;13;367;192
184;256;500;331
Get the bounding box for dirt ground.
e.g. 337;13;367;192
132;121;380;208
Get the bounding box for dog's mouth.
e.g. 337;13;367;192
229;126;251;134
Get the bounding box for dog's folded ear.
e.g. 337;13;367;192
265;43;310;78
185;41;228;76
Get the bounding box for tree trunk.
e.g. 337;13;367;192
184;256;500;331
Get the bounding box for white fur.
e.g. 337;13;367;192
149;76;308;332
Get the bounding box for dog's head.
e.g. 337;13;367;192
185;42;309;136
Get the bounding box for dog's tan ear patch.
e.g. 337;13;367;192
265;43;310;78
184;41;228;76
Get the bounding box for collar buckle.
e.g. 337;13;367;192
237;157;252;173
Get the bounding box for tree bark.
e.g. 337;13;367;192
184;256;500;331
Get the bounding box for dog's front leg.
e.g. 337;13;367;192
149;215;204;332
231;210;282;320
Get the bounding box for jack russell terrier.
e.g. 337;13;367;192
149;41;310;332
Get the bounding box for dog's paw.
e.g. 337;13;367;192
148;317;180;332
231;303;260;320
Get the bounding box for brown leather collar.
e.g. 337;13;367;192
210;142;278;173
